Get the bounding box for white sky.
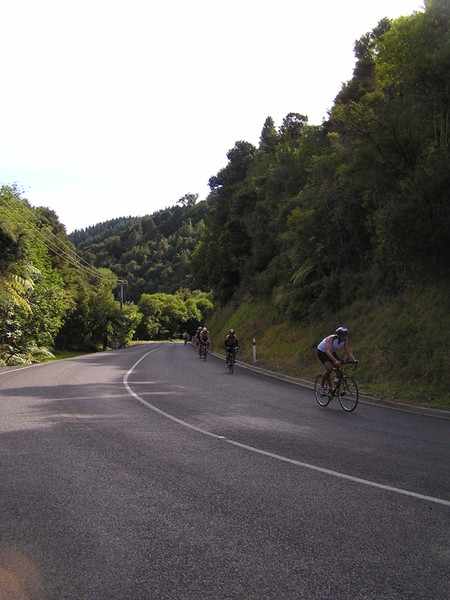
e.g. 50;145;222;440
1;0;423;233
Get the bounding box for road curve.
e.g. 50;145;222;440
0;342;448;600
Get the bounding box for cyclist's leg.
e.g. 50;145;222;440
229;351;235;373
321;362;333;387
315;373;331;406
330;353;341;391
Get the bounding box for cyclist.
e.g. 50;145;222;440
225;328;239;367
199;327;210;357
194;326;202;350
317;327;357;395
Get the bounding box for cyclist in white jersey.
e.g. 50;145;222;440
317;327;357;394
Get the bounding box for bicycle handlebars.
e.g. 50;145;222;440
335;359;359;370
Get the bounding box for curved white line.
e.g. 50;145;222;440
123;346;450;508
124;346;226;440
0;364;40;376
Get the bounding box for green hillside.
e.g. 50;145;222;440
206;284;450;408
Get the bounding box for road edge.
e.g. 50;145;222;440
209;351;450;420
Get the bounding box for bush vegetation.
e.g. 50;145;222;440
207;283;450;407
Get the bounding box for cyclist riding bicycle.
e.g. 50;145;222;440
194;326;202;350
199;327;210;350
225;328;239;367
317;327;357;395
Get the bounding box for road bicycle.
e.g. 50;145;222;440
199;342;208;360
226;350;236;374
314;359;359;412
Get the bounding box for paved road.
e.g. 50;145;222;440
0;343;448;599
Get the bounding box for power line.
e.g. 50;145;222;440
0;198;115;283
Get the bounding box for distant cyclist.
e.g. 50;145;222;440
317;327;357;394
225;328;239;367
194;326;202;350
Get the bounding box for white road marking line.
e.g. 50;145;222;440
124;346;450;508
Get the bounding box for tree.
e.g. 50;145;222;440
137;293;188;339
0;186;35;312
279;112;308;144
259;116;280;152
177;193;199;207
0;186;73;363
368;3;450;278
208;141;257;191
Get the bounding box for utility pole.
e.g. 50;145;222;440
117;279;127;310
116;279;127;349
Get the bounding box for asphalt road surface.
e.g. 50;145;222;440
0;342;448;600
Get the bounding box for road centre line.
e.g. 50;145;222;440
124;346;450;508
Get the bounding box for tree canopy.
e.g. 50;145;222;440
191;2;450;316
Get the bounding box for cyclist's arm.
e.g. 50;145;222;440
343;340;356;361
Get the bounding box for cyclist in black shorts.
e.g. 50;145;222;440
225;328;239;367
317;327;357;394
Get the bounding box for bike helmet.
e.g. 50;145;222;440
202;327;208;333
228;328;235;334
335;327;349;336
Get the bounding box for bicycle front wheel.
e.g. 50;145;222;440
314;374;331;407
338;376;359;412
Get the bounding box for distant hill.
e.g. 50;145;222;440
69;216;143;249
69;201;210;301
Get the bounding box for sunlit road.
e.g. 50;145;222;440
1;342;449;599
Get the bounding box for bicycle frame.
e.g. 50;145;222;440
226;349;236;373
199;341;208;359
314;359;359;412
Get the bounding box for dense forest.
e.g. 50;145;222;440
1;1;449;402
190;1;450;317
69;195;208;300
70;0;449;315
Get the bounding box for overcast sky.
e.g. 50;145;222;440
1;0;423;233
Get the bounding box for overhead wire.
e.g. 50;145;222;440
0;197;116;283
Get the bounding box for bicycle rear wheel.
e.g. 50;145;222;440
338;376;359;412
314;374;331;407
